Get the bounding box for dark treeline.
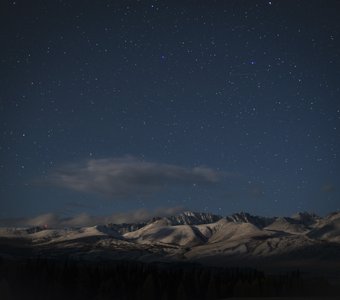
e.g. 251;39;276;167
0;257;338;300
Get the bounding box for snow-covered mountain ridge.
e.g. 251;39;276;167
0;211;339;271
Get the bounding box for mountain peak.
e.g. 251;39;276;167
161;211;222;225
291;211;320;225
225;212;275;228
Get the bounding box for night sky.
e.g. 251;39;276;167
1;0;340;224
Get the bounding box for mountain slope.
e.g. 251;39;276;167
307;211;340;242
124;222;207;246
264;217;308;234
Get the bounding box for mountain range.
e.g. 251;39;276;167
1;211;340;276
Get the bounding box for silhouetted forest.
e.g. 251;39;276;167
0;257;338;300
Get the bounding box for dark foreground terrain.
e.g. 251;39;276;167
0;258;339;300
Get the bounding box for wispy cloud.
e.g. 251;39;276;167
46;156;221;198
0;207;184;227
